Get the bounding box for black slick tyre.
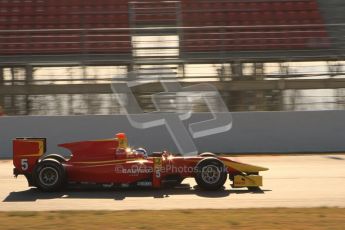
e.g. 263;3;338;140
195;158;227;190
34;159;66;192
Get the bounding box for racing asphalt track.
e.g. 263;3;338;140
1;155;344;211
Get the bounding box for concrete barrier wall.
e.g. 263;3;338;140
1;111;345;158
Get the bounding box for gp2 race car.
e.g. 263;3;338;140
13;133;268;192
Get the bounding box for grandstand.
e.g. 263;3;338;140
0;0;345;115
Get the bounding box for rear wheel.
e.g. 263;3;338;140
39;154;67;163
34;159;66;192
198;152;217;157
195;158;227;190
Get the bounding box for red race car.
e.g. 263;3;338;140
13;133;268;192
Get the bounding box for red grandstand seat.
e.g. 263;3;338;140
0;0;329;54
308;1;319;9
262;11;273;22
259;2;271;11
296;1;309;10
275;11;286;21
250;12;262;24
237;3;247;10
272;2;284;11
309;10;321;20
238;12;249;22
286;11;297;21
284;2;295;11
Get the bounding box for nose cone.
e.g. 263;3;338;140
223;159;269;173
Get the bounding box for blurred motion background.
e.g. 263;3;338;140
1;0;345;116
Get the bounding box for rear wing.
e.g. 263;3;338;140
13;138;46;175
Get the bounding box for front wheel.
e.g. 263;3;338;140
195;158;227;190
33;159;66;192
